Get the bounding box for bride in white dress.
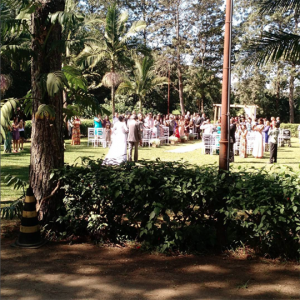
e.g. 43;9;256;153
103;116;128;165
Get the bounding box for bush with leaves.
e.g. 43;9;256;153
51;159;300;258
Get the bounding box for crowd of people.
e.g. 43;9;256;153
3;116;26;153
228;116;281;164
5;108;287;166
86;111;283;165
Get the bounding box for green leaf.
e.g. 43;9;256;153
149;211;155;220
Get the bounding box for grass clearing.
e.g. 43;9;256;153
1;137;299;202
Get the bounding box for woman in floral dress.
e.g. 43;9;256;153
239;124;248;158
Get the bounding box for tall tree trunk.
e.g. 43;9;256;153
275;64;281;111
201;99;204;113
139;97;142;112
175;2;185;115
289;64;295;123
30;0;65;225
111;86;115;116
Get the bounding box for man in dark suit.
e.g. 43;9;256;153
229;118;236;162
127;115;141;162
197;113;206;139
194;113;201;139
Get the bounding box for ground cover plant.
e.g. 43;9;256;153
50;157;300;259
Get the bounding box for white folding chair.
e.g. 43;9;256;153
94;128;106;147
202;133;213;155
151;128;158;139
234;134;240;155
87;127;95;146
142;129;152;147
163;126;169;144
246;134;255;155
212;134;221;154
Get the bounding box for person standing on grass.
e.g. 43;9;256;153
194;113;201;139
18;119;25;151
268;123;280;164
252;118;264;159
127;114;141;162
229;118;236;162
12;117;20;153
71;116;81;145
4;124;12;153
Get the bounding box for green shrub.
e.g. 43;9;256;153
52;160;300;258
24;119;96;138
281;123;300;137
24;120;32;139
80;119;94;136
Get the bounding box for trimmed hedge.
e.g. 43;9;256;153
24;119;95;138
52;159;300;258
281;123;300;137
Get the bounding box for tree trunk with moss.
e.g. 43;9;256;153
30;0;65;225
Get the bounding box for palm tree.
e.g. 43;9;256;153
246;0;300;64
184;67;221;113
245;0;300;123
116;56;168;111
77;5;146;115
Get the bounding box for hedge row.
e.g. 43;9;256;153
24;119;94;138
281;123;300;137
52;159;300;258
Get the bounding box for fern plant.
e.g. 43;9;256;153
1;174;28;219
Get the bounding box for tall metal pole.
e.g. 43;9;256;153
168;64;170;115
219;0;233;171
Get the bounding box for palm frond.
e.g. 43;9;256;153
0;98;18;127
258;0;300;14
117;81;135;94
0;98;18;141
46;71;67;96
49;11;84;26
16;2;40;20
150;77;168;87
63;65;87;91
245;31;300;65
121;20;146;43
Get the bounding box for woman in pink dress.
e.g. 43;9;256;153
252;118;264;158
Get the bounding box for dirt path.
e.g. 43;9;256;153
1;235;299;300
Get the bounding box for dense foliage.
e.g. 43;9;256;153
52;158;300;258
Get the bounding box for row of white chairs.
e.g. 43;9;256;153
87;127;171;148
142;127;170;147
87;128;107;147
202;132;269;156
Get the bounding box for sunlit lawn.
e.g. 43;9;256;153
1;137;299;201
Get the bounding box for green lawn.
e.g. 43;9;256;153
1;137;299;201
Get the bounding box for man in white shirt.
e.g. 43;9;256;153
201;119;214;154
200;119;214;134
